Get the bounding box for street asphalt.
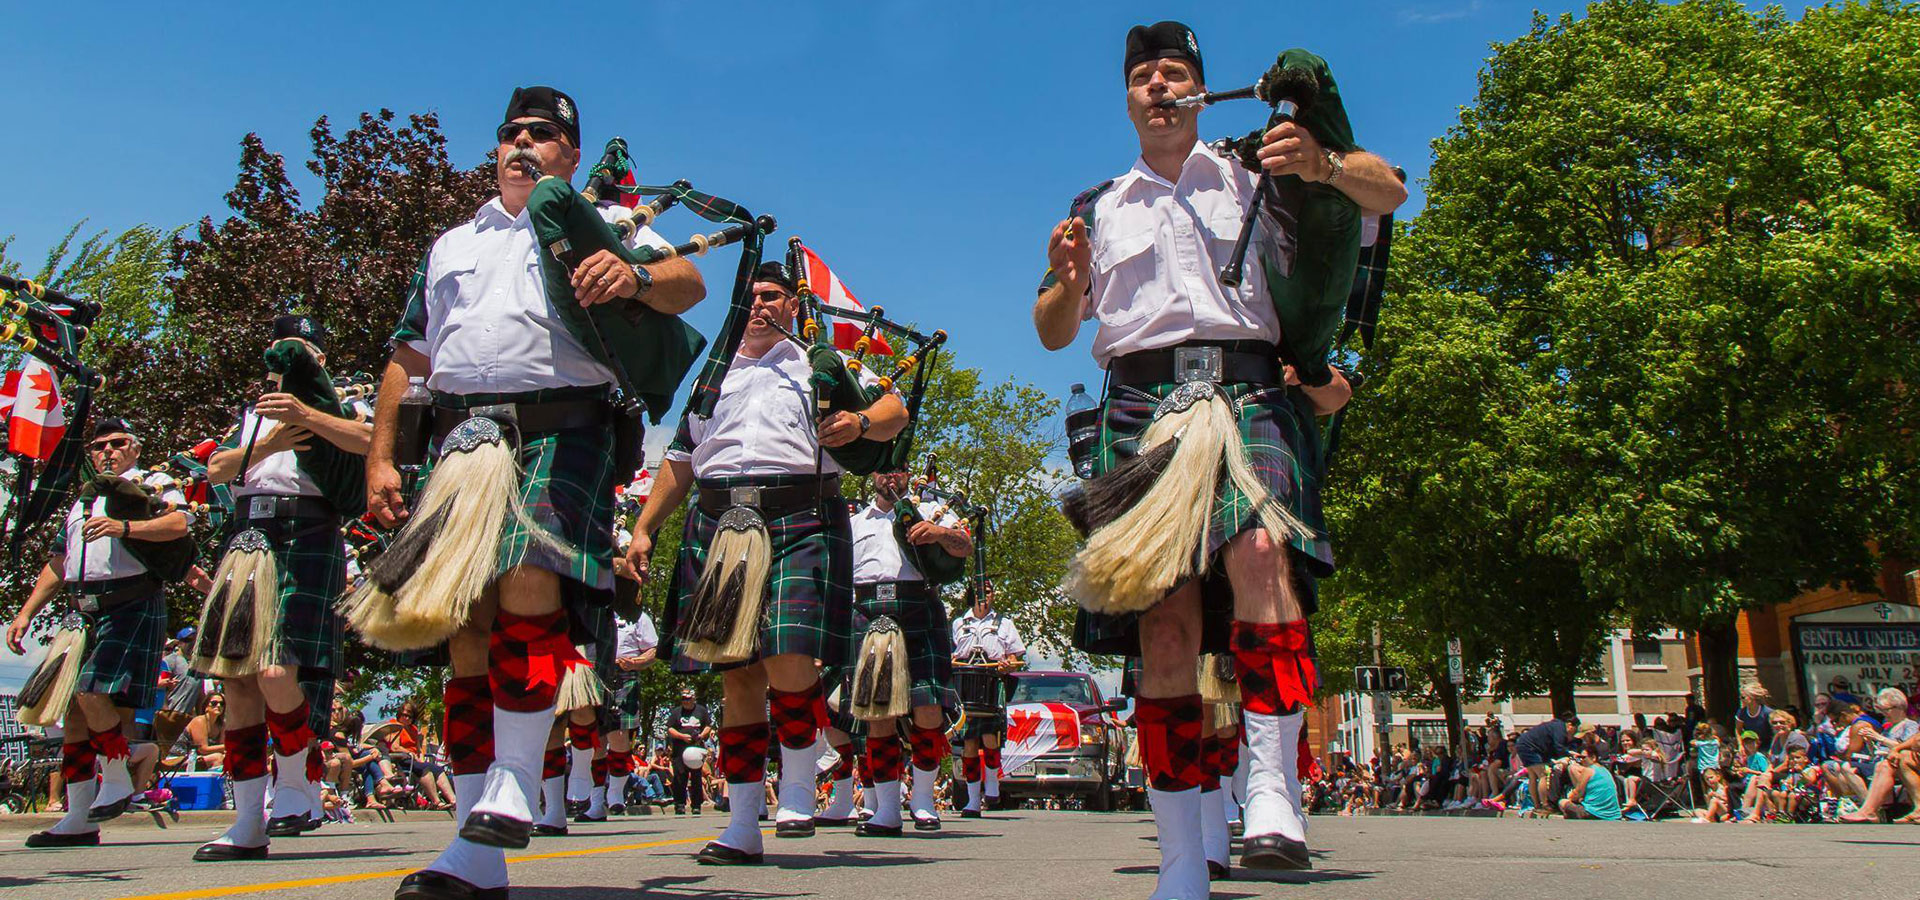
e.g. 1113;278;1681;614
0;808;1917;900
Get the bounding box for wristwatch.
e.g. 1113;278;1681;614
856;412;872;435
1323;149;1346;186
628;263;655;297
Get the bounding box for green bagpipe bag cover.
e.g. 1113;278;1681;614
806;344;893;475
526;177;707;424
1260;48;1364;389
263;339;366;517
892;502;968;586
82;473;198;582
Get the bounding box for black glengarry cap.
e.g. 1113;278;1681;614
1125;21;1204;85
504;85;581;147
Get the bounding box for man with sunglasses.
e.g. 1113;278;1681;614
373;86;705;900
9;417;192;847
628;262;907;865
192;315;369;860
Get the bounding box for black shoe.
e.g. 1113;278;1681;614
1241;834;1312;871
194;841;269;861
305;813;325;832
695;842;764;865
1208;860;1232;880
573;812;608;824
566;799;588;817
460;812;533;849
532;823;569;837
674;805;686;815
267;815;312;837
856;821;903;837
25;830;100;848
857;809;874;822
912;815;942;832
775;819;815;838
1229;820;1245;837
394;869;508;900
960;808;982;819
608;803;627;816
812;815;856;828
85;796;133;824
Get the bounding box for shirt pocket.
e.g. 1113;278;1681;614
432;253;483;306
1091;227;1158;327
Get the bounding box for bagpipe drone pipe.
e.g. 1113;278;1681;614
779;237;947;476
0;274;105;552
893;453;979;587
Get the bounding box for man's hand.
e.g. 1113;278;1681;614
1256;120;1331;181
573;250;640;307
82;516;125;542
817;411;865;448
366;460;409;527
6;616;29;656
256;423;313;456
256;392;317;426
905;521;943;546
1046;218;1092;297
625;531;655;582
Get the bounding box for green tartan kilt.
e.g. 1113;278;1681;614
661;475;853;673
427;387;619;592
77;589;167;710
265;519;347;674
298;672;336;737
1073;378;1332;658
606;674;645;732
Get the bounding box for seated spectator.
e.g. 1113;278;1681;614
1557;743;1623;820
1757;746;1821;823
185;693;227;771
1839;687;1919;823
1611;728;1659;815
1820;701;1878;811
1691;767;1735;823
370;700;453;810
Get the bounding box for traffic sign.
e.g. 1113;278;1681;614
1354;665;1381;692
1447;637;1463;657
1382;666;1409;692
1355;665;1410;693
1447;655;1465;685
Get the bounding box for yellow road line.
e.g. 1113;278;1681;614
110;831;748;900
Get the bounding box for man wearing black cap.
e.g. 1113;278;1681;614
369;86;705;900
188;316;369;860
1033;21;1406;898
8;417;191;847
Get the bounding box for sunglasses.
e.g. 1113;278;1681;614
89;437;131;452
497;121;566;144
751;289;793;303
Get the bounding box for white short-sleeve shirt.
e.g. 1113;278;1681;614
228;397;372;499
663;341;882;479
408;197;671;394
1081;140;1282;366
851;498;967;585
615;613;659;659
951;610;1026;662
60;468;191;582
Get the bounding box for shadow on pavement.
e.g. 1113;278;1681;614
1112;863;1376;886
263;846;417;862
0;869;140;890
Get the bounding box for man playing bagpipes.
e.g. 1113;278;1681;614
186;315;369;860
1033;22;1405;898
351;86;706;900
949;579;1025;817
627;262;908;865
833;464;973;836
596;607;658;817
7;417;194;847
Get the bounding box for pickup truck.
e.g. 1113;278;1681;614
991;670;1132;811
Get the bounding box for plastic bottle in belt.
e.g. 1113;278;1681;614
1064;382;1100;480
394;376;433;466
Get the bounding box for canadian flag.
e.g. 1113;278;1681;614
626;469;653;503
6;359;65;460
0;368;20;419
998;702;1084;776
796;246;892;356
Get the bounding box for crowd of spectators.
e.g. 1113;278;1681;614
1305;682;1920;825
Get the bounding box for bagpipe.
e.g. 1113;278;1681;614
0;274;106;553
193;336;367;678
894;453;981;587
1062;50;1364;616
783;237;946;475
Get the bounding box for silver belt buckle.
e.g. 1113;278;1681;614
247;495;277;519
729;486;761;508
876;583;897;601
73;594;100;614
1173;346;1223;384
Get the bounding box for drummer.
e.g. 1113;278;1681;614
950;580;1025;817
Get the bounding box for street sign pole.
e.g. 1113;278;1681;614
1372;625;1391;767
1447;637;1468;765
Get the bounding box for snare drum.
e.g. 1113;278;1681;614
954;663;1006;720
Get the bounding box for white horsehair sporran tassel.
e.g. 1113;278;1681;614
17;613;88;726
851;614;911;721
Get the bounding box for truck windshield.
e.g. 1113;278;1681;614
1009;675;1094;705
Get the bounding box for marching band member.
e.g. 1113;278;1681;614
10;418;190;847
602;607;659;815
950;580;1025;817
629;262;907;865
846;466;973;836
1033;21;1402;898
363;85;705;900
193;316;369;860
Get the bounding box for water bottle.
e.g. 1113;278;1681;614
394;376;433;466
1064;383;1100;480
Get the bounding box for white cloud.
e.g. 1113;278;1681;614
1399;0;1487;25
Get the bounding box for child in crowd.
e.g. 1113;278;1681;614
1692;768;1734;823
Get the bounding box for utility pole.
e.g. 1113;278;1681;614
1372;624;1391;771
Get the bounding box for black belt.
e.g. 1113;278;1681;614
433;396;609;442
74;573;160;613
695;476;842;519
1108;340;1280;388
855;580;932;601
233;494;335;523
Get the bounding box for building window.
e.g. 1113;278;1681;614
1632;635;1664;668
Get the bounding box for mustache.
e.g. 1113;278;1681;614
503;147;541;174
